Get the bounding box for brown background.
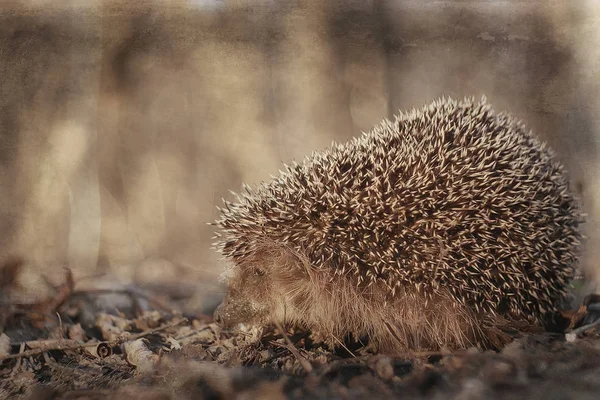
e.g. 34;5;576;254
1;0;599;306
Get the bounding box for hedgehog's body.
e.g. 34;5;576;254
213;97;582;353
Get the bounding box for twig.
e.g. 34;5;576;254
0;340;88;361
0;317;188;362
127;317;188;342
12;342;25;372
568;318;600;336
274;321;312;373
330;334;357;358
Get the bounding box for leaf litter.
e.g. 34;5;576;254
1;259;600;400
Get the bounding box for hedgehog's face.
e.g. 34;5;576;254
213;263;274;329
213;248;315;331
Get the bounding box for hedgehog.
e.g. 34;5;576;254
212;97;583;353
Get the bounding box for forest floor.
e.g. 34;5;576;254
1;262;600;400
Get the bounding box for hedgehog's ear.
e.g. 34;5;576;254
271;245;314;276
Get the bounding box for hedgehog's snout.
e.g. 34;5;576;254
213;296;240;328
213;289;266;328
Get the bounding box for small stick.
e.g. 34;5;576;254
13;342;25;371
273;322;312;373
126;317;188;342
568;318;600;336
0;340;88;361
0;317;188;362
330;334;357;358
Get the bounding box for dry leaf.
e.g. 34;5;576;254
123;338;159;374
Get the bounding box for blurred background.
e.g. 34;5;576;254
1;0;599;310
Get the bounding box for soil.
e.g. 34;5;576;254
1;262;599;400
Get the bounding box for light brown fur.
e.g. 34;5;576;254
215;243;512;353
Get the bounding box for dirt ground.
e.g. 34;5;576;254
1;262;599;400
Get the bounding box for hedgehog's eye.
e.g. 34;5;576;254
252;268;266;277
